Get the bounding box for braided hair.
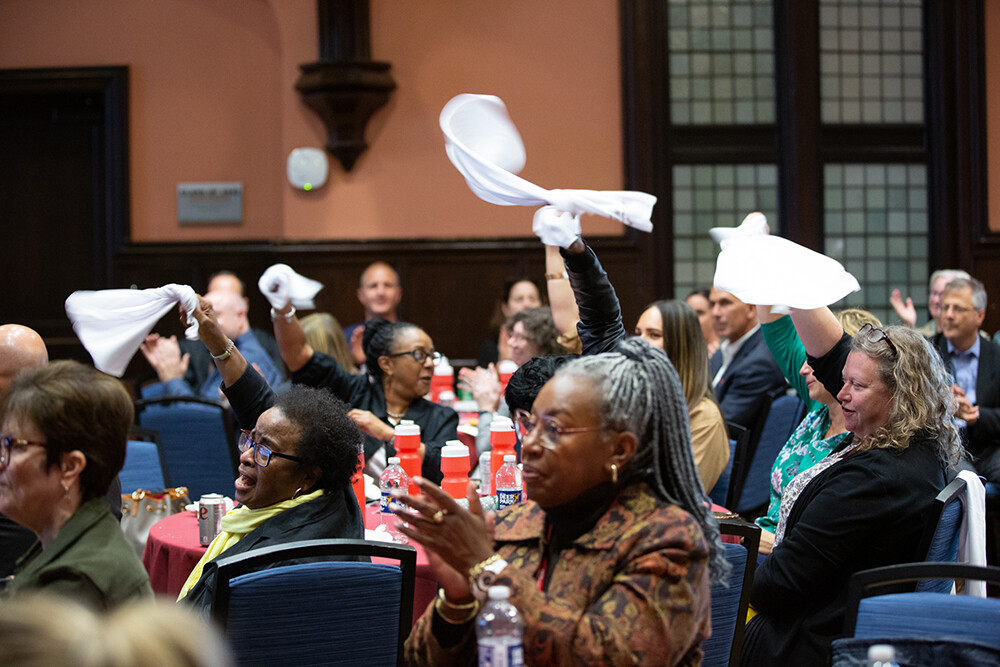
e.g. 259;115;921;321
361;317;421;384
556;337;730;583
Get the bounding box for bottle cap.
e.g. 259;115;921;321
498;360;518;374
490;416;514;433
387;457;400;465
487;585;511;600
867;645;895;662
434;356;453;375
394;423;421;436
503;454;516;463
441;441;469;459
438;390;456;401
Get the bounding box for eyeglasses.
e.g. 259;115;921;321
857;323;897;357
512;409;606;450
0;436;46;467
388;348;442;365
238;430;305;468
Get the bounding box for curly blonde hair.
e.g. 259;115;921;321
850;325;962;465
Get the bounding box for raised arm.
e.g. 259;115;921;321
545;244;580;337
271;304;314;372
788;306;844;358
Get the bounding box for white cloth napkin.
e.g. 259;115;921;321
710;211;769;247
65;284;199;377
956;469;987;597
257;264;324;311
439;94;656;232
713;234;861;309
532;206;581;249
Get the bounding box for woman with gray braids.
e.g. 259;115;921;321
394;337;726;666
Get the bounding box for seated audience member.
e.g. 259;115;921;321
178;384;363;610
1;361;152;608
186;296;457;484
890;268;971;336
300;312;357;375
708;287;788;432
476;278;542;367
931;277;1000;483
754;307;880;552
396;339;727;665
342;261;403;368
687;288;721;357
742;309;958;665
552;231;729;490
140;289;283;400
0;594;234;667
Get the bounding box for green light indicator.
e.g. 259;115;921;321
304;183;312;191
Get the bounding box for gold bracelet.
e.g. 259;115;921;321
435;588;479;624
544;271;568;280
210;338;235;361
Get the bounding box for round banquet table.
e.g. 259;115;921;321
141;503;438;623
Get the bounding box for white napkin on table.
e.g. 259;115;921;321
713;234;861;309
257;264;324;311
439;93;656;232
65;284;199;377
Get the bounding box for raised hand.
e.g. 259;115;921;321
889;289;917;328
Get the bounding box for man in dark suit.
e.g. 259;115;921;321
932;276;1000;483
708;288;787;433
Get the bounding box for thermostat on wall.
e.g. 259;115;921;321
287;147;329;191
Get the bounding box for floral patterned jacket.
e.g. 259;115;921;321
403;482;711;666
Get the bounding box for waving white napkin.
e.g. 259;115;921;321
439;94;656;232
65;284;199;377
257;264;324;311
532;206;581;249
710;211;769;247
713;234;861;309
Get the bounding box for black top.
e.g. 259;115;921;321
561;244;627;355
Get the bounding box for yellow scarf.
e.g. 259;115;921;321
176;489;324;600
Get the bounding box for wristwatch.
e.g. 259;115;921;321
469;553;508;600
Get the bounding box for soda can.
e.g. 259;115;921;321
198;493;226;546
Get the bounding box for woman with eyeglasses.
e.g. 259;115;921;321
177;384;364;610
393;338;728;665
740;307;961;665
0;360;152;608
186;295;457;485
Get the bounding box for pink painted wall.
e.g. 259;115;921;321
0;0;624;242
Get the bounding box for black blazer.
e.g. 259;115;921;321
709;328;787;432
931;333;1000;458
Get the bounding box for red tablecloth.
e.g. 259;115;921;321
141;503;438;623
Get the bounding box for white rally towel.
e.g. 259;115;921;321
439;93;656;232
65;284;199;377
710;211;769;247
956;469;987;597
714;233;861;309
257;264;324;311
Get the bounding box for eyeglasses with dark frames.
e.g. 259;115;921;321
238;430;306;468
512;408;606;450
857;323;898;357
387;348;443;365
0;436;46;467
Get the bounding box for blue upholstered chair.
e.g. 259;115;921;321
121;437;169;492
914;475;966;593
134;396;238;500
212;539;416;667
709;421;749;508
703;519;760;667
832;562;1000;665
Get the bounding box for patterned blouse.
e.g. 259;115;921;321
403;482;712;666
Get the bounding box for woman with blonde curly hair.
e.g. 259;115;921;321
742;306;961;666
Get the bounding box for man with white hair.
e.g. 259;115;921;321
890;268;972;336
140;290;282;399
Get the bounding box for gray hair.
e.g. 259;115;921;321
944;277;987;311
929;268;971;292
556;337;730;583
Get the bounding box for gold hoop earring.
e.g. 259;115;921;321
610;463;618;485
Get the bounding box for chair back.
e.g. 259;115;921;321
709;422;749;508
915;476;966;592
212;539;416;667
840;562;1000;651
134;396;238;500
121;438;168;491
732;390;806;516
703;520;760;667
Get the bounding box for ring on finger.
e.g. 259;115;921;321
432;509;447;524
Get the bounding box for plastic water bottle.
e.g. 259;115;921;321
379;457;408;543
476;585;523;667
489;416;517;495
495;454;522;510
867;644;899;667
393;422;421;496
478;450;492;496
440;441;471;509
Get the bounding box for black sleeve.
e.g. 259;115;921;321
562;244;627;356
221;365;277;431
807;333;852;401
